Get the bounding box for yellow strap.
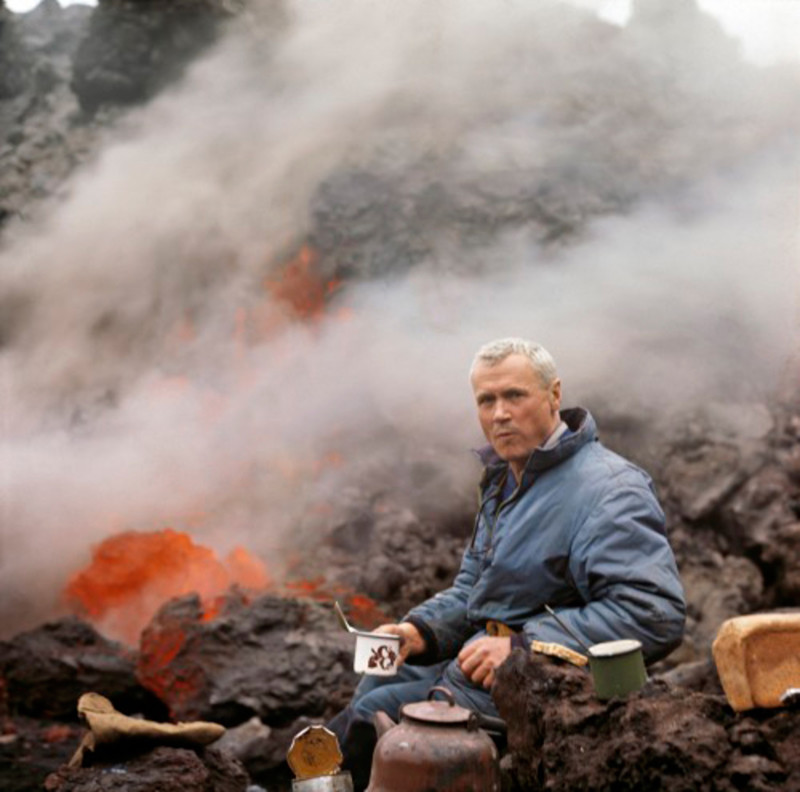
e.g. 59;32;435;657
486;619;515;637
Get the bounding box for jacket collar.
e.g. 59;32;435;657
475;407;597;488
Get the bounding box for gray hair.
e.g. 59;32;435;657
470;337;558;385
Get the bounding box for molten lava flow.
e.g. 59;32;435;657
64;529;272;645
283;577;389;630
66;526;388;647
136;595;210;719
264;244;342;320
345;594;388;628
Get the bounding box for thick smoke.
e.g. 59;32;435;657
1;0;798;636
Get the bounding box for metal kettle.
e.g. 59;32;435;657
367;687;501;792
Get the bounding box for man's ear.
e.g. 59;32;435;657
549;379;562;411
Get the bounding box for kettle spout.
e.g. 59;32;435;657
372;711;396;739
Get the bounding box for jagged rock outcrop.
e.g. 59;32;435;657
493;649;800;791
132;592;361;782
643;399;800;666
0;0;30;99
44;745;248;792
136;592;358;727
0;617;164;722
0;0;104;223
293;493;470;622
70;0;239;112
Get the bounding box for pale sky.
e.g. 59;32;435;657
6;0;800;67
573;0;800;66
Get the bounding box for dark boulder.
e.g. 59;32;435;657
289;493;469;623
0;715;84;792
0;0;31;99
0;617;164;722
70;0;237;112
493;648;800;791
44;745;248;792
654;400;800;665
493;650;730;791
136;592;358;727
0;0;102;222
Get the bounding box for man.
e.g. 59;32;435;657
329;338;685;786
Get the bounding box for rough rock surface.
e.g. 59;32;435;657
308;163;630;282
136;592;358;728
0;0;118;224
662;401;800;664
0;617;164;721
133;593;359;782
44;745;248;792
71;0;237;112
215;714;313;786
294;494;470;622
0;716;84;792
674;553;764;664
493;649;800;792
0;0;30;99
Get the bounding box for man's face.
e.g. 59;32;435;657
471;354;562;476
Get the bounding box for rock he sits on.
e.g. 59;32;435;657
494;650;729;792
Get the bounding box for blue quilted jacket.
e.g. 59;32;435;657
405;407;686;663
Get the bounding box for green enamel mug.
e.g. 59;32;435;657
588;639;647;700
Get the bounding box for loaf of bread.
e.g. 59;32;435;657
712;614;800;712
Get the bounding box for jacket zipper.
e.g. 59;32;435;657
470;470;522;549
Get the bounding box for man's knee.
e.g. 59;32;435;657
351;683;402;723
440;659;499;717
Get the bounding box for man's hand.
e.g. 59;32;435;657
373;622;426;665
457;636;512;689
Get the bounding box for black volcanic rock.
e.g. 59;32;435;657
0;0;103;220
0;716;84;792
493;649;800;792
0;617;163;722
137;592;358;728
70;0;237;112
44;745;248;792
0;0;30;99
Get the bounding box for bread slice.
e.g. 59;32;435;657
712;614;800;711
531;639;589;667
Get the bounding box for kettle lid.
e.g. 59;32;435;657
400;686;474;726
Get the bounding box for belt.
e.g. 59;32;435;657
486;619;516;637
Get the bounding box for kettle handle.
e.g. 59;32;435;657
427;686;456;706
427;686;480;731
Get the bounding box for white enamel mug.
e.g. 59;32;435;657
353;630;401;676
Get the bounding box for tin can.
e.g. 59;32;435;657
292;772;354;792
588;639;647;700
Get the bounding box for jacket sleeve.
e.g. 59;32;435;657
520;480;686;663
402;544;482;663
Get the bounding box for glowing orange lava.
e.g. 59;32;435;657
264;244;342;320
64;529;271;645
283;577;389;630
65;524;389;648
